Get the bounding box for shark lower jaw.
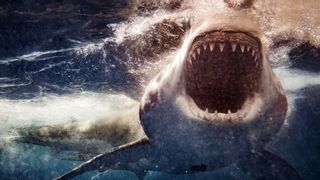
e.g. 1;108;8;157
183;30;263;122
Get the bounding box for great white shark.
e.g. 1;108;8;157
53;1;302;179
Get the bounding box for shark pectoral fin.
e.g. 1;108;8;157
237;148;302;180
59;152;96;162
55;136;151;180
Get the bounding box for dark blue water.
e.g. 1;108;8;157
0;0;140;100
0;1;320;180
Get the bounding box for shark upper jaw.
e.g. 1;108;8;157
183;30;264;122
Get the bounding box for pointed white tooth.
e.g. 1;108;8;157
205;108;210;119
240;45;245;53
256;61;259;67
214;110;218;115
219;43;225;52
192;53;196;59
209;43;214;51
202;112;206;118
202;44;207;50
231;43;237;52
252;50;255;57
197;48;201;55
188;58;192;64
254;55;258;62
228;109;231;114
247;46;251;52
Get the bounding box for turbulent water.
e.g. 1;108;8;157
0;0;319;179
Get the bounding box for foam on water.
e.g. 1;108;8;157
0;49;73;64
274;67;320;93
110;9;188;44
0;92;140;132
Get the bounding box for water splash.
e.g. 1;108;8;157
0;92;140;132
274;67;320;93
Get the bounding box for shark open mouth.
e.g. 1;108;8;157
184;31;263;120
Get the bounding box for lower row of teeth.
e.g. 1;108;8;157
196;109;246;121
187;96;254;121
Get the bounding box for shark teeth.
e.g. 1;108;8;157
219;43;225;52
240;45;245;53
186;94;257;123
197;48;201;55
255;55;260;67
202;44;207;50
231;43;237;52
191;42;256;55
209;43;215;51
188;42;259;66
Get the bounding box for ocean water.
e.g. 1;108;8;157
0;0;319;179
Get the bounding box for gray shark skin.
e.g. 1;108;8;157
55;2;302;179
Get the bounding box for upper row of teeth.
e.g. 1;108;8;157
194;42;255;54
188;42;260;66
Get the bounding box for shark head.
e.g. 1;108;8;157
138;8;289;169
142;9;287;125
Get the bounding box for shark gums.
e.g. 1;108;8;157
55;1;303;179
